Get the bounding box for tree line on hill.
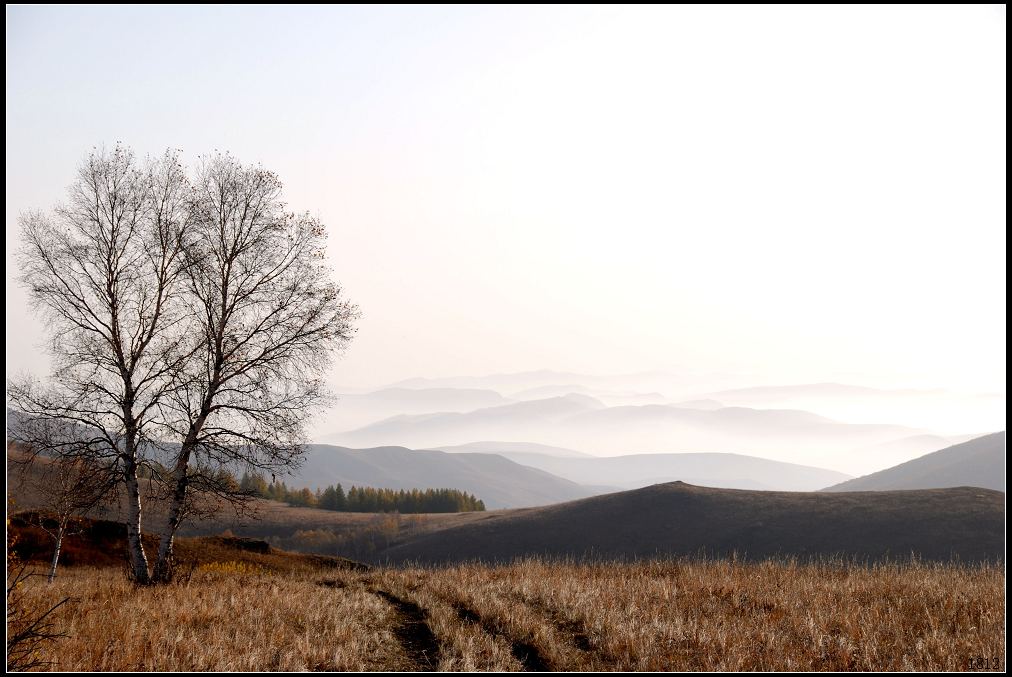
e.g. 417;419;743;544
238;472;486;513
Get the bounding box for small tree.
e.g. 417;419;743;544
15;455;115;582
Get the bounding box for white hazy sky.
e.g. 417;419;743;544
5;5;1007;394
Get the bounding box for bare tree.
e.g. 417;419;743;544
149;154;359;582
9;147;357;584
12;453;116;583
9;145;191;584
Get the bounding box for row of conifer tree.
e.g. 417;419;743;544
238;472;486;513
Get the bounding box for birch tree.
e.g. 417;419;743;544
9;145;191;584
150;154;359;582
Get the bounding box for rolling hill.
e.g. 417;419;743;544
290;444;602;509
378;482;1005;564
822;432;1006;492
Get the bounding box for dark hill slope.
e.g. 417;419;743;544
822;432;1005;492
379;482;1004;564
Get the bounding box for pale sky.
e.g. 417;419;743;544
6;5;1007;395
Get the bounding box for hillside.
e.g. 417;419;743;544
430;447;850;491
290;444;600;508
379;482;1005;564
822;432;1006;492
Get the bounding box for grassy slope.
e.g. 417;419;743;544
378;481;1005;564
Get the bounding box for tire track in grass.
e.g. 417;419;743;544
508;591;619;668
370;587;442;671
452;601;552;672
316;576;441;671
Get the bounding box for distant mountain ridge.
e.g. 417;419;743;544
329;394;924;472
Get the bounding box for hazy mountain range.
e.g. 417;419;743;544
432;446;850;492
367;371;1003;430
290;430;1004;508
9;369;1004;507
326;393;932;474
289;443;855;507
315;372;1003;476
324;387;513;431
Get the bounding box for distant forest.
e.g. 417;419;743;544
238;472;486;513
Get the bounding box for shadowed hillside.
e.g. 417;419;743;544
378;482;1005;564
822;432;1006;492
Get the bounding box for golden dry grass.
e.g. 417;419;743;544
10;557;1005;672
377;559;1007;671
14;567;405;671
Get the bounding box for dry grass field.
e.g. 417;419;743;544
9;545;1005;672
7;466;1006;671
